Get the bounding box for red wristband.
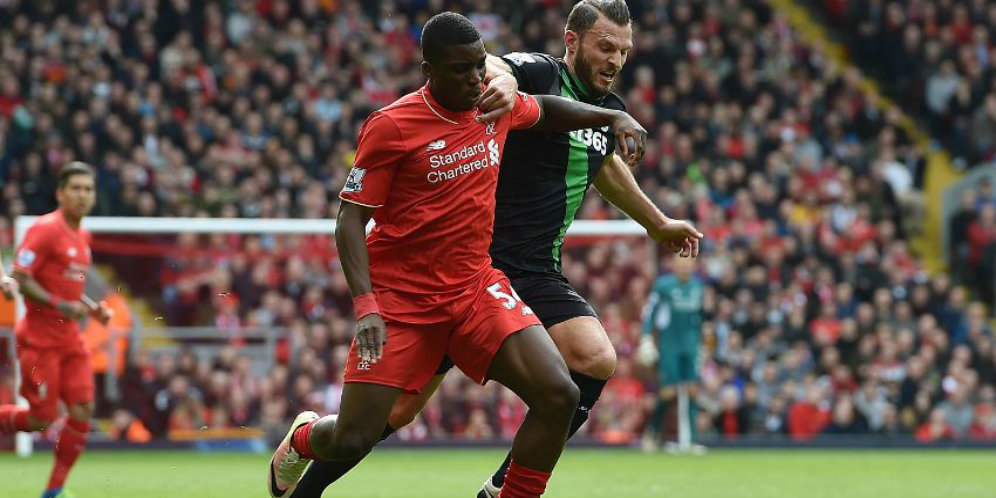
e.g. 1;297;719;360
352;293;380;319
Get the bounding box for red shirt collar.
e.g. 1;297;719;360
420;83;479;124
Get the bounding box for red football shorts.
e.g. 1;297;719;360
18;342;94;420
344;267;540;393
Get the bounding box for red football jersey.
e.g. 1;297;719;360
340;83;541;320
13;209;92;348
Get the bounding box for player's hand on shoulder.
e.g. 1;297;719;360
0;275;17;300
355;313;387;364
651;219;704;258
610;112;647;167
475;73;518;124
57;300;89;320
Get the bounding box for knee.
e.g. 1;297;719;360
27;409;58;431
564;340;617;380
68;403;93;422
534;375;581;419
329;431;377;461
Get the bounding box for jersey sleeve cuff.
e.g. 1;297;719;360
338;196;383;209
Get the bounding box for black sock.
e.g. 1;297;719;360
290;425;397;498
491;370;608;487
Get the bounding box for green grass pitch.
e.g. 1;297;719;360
1;448;993;497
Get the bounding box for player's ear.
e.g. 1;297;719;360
421;60;431;79
565;30;580;55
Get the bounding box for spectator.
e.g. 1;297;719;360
915;408;956;442
823;394;869;435
787;382;831;440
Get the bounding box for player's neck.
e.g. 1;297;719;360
424;83;475;121
563;55;589;96
59;208;82;230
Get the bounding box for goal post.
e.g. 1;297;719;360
11;216;651;456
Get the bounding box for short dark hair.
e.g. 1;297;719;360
566;0;631;36
421;12;481;64
58;161;95;189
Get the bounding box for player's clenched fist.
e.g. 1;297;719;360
610;111;647;167
0;275;17;300
88;299;114;326
355;313;387;363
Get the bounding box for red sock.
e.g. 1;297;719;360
499;460;552;498
0;405;31;433
290;420;318;460
47;418;89;491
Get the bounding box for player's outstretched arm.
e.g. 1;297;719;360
11;269;88;319
335;201;387;364
531;95;647;166
594;155;703;258
0;255;17;299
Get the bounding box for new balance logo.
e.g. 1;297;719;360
426;140;447;151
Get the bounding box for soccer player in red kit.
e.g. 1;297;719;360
267;12;646;498
0;162;111;498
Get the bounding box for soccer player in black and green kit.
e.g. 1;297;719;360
292;2;702;497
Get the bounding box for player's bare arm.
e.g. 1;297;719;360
530;95;647;165
335;201;387;364
475;55;518;123
593;155;703;258
11;269;88;320
0;255;17;299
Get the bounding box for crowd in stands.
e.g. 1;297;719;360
820;0;996;169
1;0;994;445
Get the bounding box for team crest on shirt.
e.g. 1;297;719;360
343;167;367;193
67;247;77;257
16;249;35;268
484;121;496;136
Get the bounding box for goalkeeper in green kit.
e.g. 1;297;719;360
640;256;704;453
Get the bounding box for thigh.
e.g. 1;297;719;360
17;345;60;415
485;325;571;403
510;272;598;329
546;316;614;372
658;351;682;387
677;350;700;383
447;268;541;385
60;346;95;406
343;320;450;394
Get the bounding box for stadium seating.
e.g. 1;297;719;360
0;0;993;444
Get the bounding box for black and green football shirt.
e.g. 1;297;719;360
490;52;627;275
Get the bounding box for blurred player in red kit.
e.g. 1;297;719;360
0;162;112;498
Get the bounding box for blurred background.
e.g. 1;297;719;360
0;0;994;459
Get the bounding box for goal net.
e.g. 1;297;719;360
7;216;656;455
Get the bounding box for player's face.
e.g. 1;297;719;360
57;174;96;219
568;16;633;97
426;40;487;112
